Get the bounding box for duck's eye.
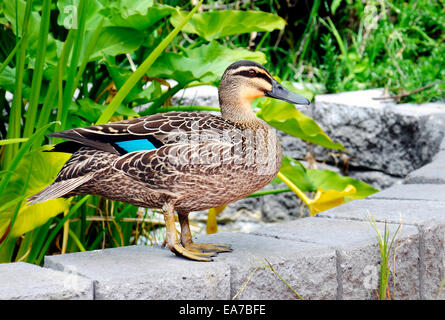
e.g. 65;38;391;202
248;69;256;76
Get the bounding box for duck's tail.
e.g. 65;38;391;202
26;174;94;205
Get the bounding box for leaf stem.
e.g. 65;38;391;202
276;171;312;206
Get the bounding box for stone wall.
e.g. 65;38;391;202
2;149;445;299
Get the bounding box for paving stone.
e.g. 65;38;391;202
318;199;445;299
404;151;445;184
196;232;337;300
0;262;93;300
45;245;231;300
253;217;419;299
370;184;445;202
368;184;445;202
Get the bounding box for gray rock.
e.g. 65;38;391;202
304;89;445;177
0;262;93;300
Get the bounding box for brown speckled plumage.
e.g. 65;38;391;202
28;60;310;261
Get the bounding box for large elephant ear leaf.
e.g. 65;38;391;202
0;151;71;238
99;1;175;30
170;9;286;41
307;169;379;200
149;41;267;85
257;98;346;150
276;158;379;216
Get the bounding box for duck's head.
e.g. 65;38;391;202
219;60;310;122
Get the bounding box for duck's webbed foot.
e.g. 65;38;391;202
182;240;232;254
179;212;232;255
168;241;216;262
162;203;215;262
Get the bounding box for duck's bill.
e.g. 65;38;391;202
265;79;311;106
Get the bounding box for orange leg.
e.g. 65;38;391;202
178;212;232;254
162;203;214;262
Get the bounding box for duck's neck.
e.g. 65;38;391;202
220;103;257;123
219;90;259;125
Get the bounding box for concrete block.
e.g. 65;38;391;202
404;151;445;184
196;232;337;300
0;262;93;300
368;184;445;202
318;199;445;299
254;217;419;299
419;224;445;299
45;245;231;300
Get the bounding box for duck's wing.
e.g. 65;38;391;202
49;111;240;185
49;111;231;155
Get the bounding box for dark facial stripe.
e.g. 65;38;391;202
232;70;273;85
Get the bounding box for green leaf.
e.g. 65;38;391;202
3;0;40;43
257;99;345;150
0;66;31;99
57;0;106;31
278;157;316;192
149;41;267;85
135;80;162;102
307;169;379;200
0;151;71;237
331;0;343;14
276;157;379;215
76;98;138;123
170;9;286;41
100;1;175;30
3;0;63;72
90;27;145;60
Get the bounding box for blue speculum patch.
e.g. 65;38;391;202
115;139;157;153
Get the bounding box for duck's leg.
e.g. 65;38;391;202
162;202;214;262
178;212;232;254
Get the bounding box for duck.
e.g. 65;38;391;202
28;60;310;261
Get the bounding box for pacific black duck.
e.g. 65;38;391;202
28;60;310;261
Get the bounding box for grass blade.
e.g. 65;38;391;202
3;0;33;167
22;0;51;138
58;0;88;131
0;38;22;75
0;138;28;146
